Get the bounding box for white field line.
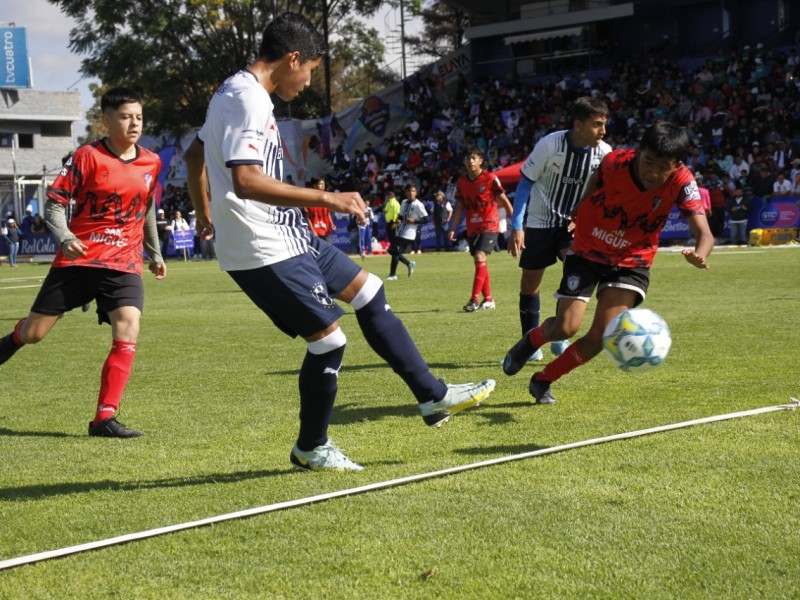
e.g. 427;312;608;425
0;398;797;572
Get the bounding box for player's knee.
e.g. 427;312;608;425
349;272;383;311
306;327;347;355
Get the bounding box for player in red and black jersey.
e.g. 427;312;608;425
449;145;513;312
0;87;167;437
503;122;713;404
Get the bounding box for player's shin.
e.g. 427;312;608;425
297;329;346;451
94;340;136;425
352;273;446;403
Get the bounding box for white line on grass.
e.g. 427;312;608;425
1;399;797;572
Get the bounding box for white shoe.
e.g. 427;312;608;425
385;275;398;281
479;300;496;310
530;348;544;361
290;440;363;471
550;339;571;357
419;379;496;427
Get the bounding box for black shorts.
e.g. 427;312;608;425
389;237;414;256
467;232;498;256
31;266;144;325
518;226;573;271
555;253;649;306
228;236;361;338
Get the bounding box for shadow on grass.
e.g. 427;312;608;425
0;468;286;502
271;361;502;376
0;428;82;439
330;401;527;426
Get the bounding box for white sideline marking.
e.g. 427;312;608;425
1;399;797;572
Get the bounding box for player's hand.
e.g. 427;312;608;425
62;239;88;260
330;191;367;224
149;261;167;280
681;249;709;269
448;230;456;243
508;229;525;258
195;215;214;241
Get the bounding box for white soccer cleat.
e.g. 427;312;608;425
550;340;571;357
479;300;496;310
418;379;496;428
290;440;364;472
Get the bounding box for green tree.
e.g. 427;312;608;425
51;0;394;136
405;0;468;60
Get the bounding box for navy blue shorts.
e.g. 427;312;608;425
467;232;498;256
555;253;649;306
31;266;144;325
228;236;361;338
518;226;573;271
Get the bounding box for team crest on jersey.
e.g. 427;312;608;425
311;282;335;307
652;196;662;210
566;274;581;291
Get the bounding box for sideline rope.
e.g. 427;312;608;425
1;398;797;572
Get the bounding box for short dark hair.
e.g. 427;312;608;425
572;96;609;122
101;87;143;113
463;144;483;159
639;122;689;162
258;12;327;63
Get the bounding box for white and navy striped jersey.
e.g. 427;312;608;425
520;130;611;229
199;69;310;271
396;199;428;241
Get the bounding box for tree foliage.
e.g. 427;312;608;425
50;0;395;136
405;0;468;60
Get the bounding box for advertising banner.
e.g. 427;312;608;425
1;27;31;89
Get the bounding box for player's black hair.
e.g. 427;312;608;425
101;87;143;113
258;12;327;63
572;96;609;121
463;144;484;159
639;122;689;162
404;182;417;193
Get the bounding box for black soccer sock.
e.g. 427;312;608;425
355;285;446;404
297;343;345;452
519;293;540;336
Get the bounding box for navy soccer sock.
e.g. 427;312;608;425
355;285;445;403
519;293;540;336
297;343;345;451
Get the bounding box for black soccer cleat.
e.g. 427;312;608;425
88;417;142;438
502;331;538;376
0;333;22;366
529;375;557;405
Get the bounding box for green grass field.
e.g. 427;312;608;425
1;246;798;598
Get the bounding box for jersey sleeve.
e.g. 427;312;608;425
223;87;271;168
519;138;551;183
46;146;85;206
676;175;704;217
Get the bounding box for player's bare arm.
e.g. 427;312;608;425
232;164;366;221
682;212;714;270
185;138;214;241
497;191;513;218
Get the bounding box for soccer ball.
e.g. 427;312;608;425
602;308;671;372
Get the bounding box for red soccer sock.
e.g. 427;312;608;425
536;343;589;383
527;326;548;349
93;340;136;425
471;261;487;302
481;264;493;301
12;318;26;346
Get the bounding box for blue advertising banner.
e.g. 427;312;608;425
1;27;31;89
172;229;194;251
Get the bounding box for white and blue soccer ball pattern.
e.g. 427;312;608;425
602;308;672;372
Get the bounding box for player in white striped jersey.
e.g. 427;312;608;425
185;13;495;471
508;97;611;370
